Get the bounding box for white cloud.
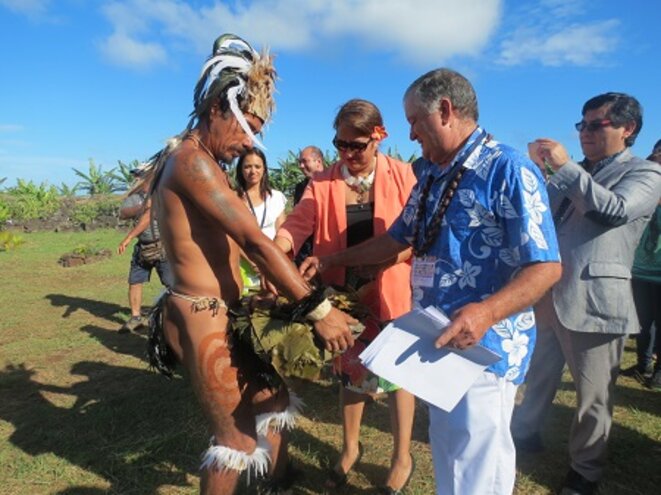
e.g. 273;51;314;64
98;0;503;68
99;31;167;69
0;0;51;17
498;20;619;66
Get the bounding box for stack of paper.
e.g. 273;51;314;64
359;306;501;412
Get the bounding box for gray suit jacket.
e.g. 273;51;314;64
545;148;661;334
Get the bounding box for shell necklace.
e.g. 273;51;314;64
341;160;376;203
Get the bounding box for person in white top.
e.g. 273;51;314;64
235;148;287;289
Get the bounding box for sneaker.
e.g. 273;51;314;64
647;370;661;390
560;468;599;495
513;432;545;453
120;316;145;334
620;363;654;379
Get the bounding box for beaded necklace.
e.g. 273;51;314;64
341;162;376;203
412;130;489;256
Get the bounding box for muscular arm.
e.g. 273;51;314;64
436;261;562;349
171;153;356;352
299;232;408;280
175;155;311;301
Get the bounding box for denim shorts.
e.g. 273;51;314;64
128;243;174;286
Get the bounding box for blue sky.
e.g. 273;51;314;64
1;0;660;188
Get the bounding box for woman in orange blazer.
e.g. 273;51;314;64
275;99;417;493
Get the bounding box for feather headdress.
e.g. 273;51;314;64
190;33;276;149
144;34;276;189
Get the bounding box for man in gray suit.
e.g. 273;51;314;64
512;92;661;495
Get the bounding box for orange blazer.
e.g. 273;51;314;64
277;152;417;320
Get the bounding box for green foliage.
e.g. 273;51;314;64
269;151;305;200
0;200;9;227
0;231;25;251
113;159;141;191
71;196;121;227
71;242;104;256
4;179;61;220
57;182;79;197
0;177;6;188
73;159;123;195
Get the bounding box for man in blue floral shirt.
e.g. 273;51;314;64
300;68;561;494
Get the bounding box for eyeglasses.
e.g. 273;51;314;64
574;119;613;132
332;137;373;152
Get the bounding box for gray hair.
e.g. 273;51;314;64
404;68;478;121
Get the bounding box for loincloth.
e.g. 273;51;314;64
147;288;283;389
147;287;368;386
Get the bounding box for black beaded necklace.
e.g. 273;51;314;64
412;130;489;256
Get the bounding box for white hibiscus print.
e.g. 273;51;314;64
502;331;530;367
523;190;548;224
456;261;481;289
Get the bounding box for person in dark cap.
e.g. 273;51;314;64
117;166;173;332
141;34;356;494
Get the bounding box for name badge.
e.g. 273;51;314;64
412;256;436;288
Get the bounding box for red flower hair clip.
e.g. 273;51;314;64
371;125;388;141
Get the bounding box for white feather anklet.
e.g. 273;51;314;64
200;436;271;484
255;392;305;437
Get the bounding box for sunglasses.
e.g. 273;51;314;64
574;119;613;132
332;137;373;152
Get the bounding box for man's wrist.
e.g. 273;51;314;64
305;298;332;321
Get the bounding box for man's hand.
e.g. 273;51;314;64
299;255;331;281
530;138;570;172
435;302;495;350
313;307;357;353
117;238;131;255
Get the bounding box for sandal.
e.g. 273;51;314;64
325;441;364;489
379;454;415;494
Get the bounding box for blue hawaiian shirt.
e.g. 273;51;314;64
389;128;560;384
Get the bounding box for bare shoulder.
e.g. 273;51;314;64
165;145;231;197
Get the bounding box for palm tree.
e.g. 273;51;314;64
73;159;122;196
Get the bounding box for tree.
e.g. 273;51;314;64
113;159;141;191
269;151;304;201
73;159;122;196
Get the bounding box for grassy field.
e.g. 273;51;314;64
0;229;659;495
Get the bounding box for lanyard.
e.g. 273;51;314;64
245;192;267;229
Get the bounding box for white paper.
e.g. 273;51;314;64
359;306;501;412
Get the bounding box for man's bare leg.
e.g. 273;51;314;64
128;283;143;317
164;296;295;493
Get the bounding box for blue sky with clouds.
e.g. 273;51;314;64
1;0;660;187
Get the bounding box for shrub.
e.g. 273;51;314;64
71;195;122;227
4;179;61;221
0;231;25;251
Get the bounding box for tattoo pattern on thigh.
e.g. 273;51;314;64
198;332;243;423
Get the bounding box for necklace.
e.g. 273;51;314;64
341;161;376;203
187;132;217;162
412;130;489;256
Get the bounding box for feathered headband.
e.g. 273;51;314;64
190;34;276;150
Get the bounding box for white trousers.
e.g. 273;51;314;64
429;372;518;495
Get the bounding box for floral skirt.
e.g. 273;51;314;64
332;315;399;395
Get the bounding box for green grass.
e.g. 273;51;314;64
1;229;660;494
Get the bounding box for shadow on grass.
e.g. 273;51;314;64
45;293;128;326
515;383;661;495
0;360;203;495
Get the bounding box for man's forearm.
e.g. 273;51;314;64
247;239;311;301
324;233;408;269
483;261;562;324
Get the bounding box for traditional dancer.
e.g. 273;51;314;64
143;34;356;494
